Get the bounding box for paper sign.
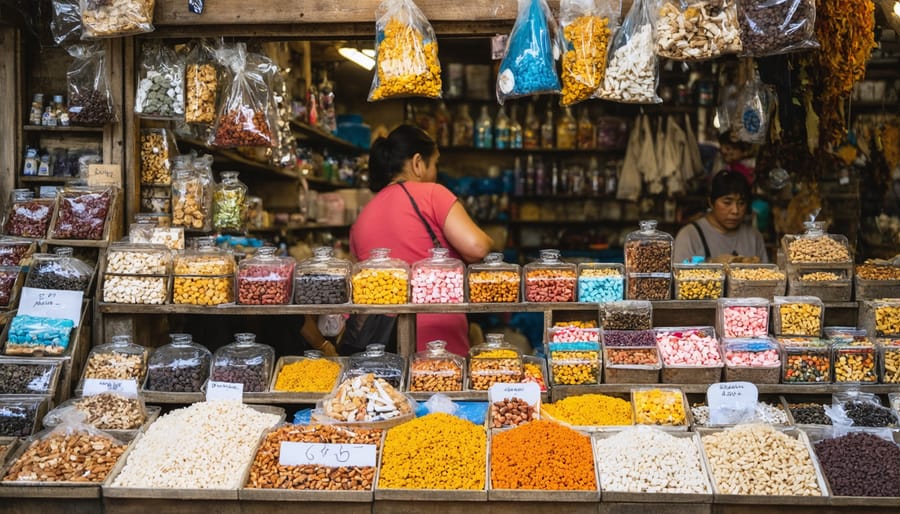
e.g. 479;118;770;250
707;382;758;425
489;382;541;412
206;381;243;402
279;442;377;467
83;378;138;397
18;287;84;326
87;164;121;187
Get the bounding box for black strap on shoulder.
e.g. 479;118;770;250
396;181;442;249
690;221;711;259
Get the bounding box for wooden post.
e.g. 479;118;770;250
0;26;20;203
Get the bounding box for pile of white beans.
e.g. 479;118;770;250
594;426;711;494
110;402;280;489
103;249;170;304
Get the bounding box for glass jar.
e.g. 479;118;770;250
408;340;465;392
172;237;235;305
674;263;725;300
577;263;624;302
236;246;295;305
410;248;465;304
0;237;36;266
102;242;171;305
832;339;877;383
468;333;523;390
129;223;184;250
467;252;520;303
717;297;770;339
345;344;405;388
782;221;852;265
24;247;93;292
145;333;211;393
209;333;274;393
3;189;54;238
625;220;674;274
294;246;351;304
773;296;824;337
600;300;653;331
863;299;900;338
82;334;149;384
213;171;247;232
50;186;113;240
523;249;576;302
351;248;409;305
779;337;831;383
171;168;210;231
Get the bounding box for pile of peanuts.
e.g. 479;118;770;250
468;270;519;303
104;248;170;304
351;269;408;304
882;341;900;383
702;424;822;496
676;267;724;299
3;432;126;483
173;256;235;305
73;393;145;430
491;397;535;428
81;0;153;38
800;271;843;281
595;428;710;494
729;267;785;281
874;303;900;336
246;425;381;491
788;237;851;263
237;263;295;305
856;264;900;280
633;388;687;426
213;108;273;147
84;351;145;382
777;302;822;336
172;177;208;230
525;269;577;302
833;342;877;382
469;350;522;390
721;303;769;338
409;358;463;392
111;402;281;488
606;347;659;366
781;338;831;383
140;130;173;185
185;64;218;124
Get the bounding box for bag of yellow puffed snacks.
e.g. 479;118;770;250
368;0;442;101
559;0;621;105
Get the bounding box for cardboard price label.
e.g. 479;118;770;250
83;378;138;396
87;164;121;187
206;381;243;402
707;381;758;425
488;382;541;409
279;442;377;467
18;287;84;326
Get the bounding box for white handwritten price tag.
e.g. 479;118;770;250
18;288;84;326
206;381;243;402
489;382;541;414
279;442;377;467
83;378;138;396
87;164;122;187
707;381;758;425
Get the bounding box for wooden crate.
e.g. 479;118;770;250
44;186;122;246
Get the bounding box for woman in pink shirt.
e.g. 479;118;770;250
350;125;493;356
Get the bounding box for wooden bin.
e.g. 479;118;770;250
0;396;49;438
264;355;345;403
539;391;634;432
44;186;122;246
0;356;63;399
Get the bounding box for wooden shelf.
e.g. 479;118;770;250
439;147;625;156
18;175;81;183
248;222;350;233
290;119;366;154
40;238;110;249
176;137;300;181
22;125;105;133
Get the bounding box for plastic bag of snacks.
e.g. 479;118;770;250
595;0;661;103
652;0;741;60
139;128;178;186
496;0;562;104
210;43;277;148
135;42;185;119
368;0;442;100
737;0;819;56
2;190;54;239
50;0;82;46
558;0;618;105
80;0;155;39
184;39;219;124
5;315;76;356
43;392;148;432
733;71;772;144
50;186;113;240
66;44;117;126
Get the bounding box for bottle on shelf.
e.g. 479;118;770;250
29;93;43;126
577;107;594;150
494;105;510;150
556;106;577;150
513;156;524;197
535;157;546;195
509;105;523;149
604;161;618;195
570;164;585;195
475;105;493;149
435;101;451;147
588;157;603;196
540;104;554;149
525;154;536;195
551;161;560;194
452;103;474;147
523;102;540;150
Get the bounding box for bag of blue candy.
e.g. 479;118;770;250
5;314;75;356
496;0;561;104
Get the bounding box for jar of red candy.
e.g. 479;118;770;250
717;297;770;339
236;246;295;305
410;248;464;304
523;249;576;302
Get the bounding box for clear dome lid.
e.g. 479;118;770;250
106;242;171;275
625;220;674;274
352;247;410;274
82;334;149;383
469;252;520;274
174;236;235;275
351;248;409;304
238;246;295;277
411;340;465;369
524;249;577;272
469;333;522;360
146;333;212;391
209;332;275;392
24;247;94;292
409;340;465;392
346;343;405;388
298;246;352;276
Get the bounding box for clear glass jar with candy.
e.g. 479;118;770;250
171;166;211;232
546;327;601;386
81;334;149;384
879;338;900;384
145;333;211;393
467;252;520;303
600;300;653;331
716;297;770;339
408;340;465;392
351;247;409;304
2;189;54;239
236;246;295;305
212;171;247;232
832;339;878;383
24;247;94;293
345;344;406;389
209;332;274;393
674;263;725;300
577;263;624;302
523;249;576;302
722;337;781;384
102;242;171;305
468;333;523;390
624;220;673;274
410;248;465;304
782;221;852;266
772;296;824;337
779;336;831;383
294;246;351;304
172;237;235;305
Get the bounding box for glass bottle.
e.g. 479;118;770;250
525;154;536;195
509;105;523;149
475;105;493;149
577;107;594;149
213;171;247;232
557;106;577;150
435;101;451;147
540;104;555;149
535;157;546;195
452;103;474;147
494;105;510;150
523;102;540;149
588;157;603;196
513;156;524;197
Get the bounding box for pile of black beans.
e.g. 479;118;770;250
814;432;900;497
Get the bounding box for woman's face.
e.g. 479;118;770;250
710;193;748;231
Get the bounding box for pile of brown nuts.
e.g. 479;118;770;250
3;432;126;483
787;237;851;263
84;352;145;382
185;64;218;124
74;393;145;430
491;397;535;428
140;131;173;185
409;360;463;392
213;108;273;147
856;264;900;281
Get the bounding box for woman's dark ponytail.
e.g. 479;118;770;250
368;137;393;192
367;124;437;192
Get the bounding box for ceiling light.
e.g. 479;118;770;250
894;0;900;17
338;47;375;71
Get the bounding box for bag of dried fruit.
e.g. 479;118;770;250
135;42;185;120
184;39;220;125
368;0;442;100
210;43;278;148
80;0;155;39
558;0;620;105
66;43;118;126
652;0;741;60
595;0;661;103
497;0;561;104
736;0;819;56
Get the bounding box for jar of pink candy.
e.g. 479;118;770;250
655;326;723;384
717;298;770;339
410;248;465;304
722;337;781;384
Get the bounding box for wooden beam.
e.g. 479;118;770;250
0;26;19;202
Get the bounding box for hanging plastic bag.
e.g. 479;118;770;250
652;0;741;60
184;39;220;124
737;0;819;56
596;0;661;103
51;0;82;46
558;0;619;105
827;391;899;428
496;0;561;104
135;43;185;120
210;43;277;148
368;0;442;101
733;71;772;144
80;0;156;39
66;44;117;126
